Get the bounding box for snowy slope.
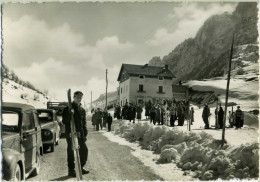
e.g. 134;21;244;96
2;78;50;108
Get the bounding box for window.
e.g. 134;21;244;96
139;75;145;79
2;111;19;132
158;76;164;80
158;86;163;93
139;84;144;92
22;112;35;131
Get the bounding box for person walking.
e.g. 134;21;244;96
218;106;224;129
235;106;244;129
95;108;103;131
62;91;89;177
202;104;211;129
107;113;113;132
136;104;143;121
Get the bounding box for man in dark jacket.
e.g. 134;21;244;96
62;91;89;177
235;106;244;128
95;108;103;131
202;104;211;129
218;106;224;129
107;113;113;131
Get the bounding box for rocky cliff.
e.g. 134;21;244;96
149;2;258;81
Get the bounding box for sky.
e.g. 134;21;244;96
2;2;237;104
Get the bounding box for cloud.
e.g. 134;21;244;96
3;15;133;101
146;3;236;47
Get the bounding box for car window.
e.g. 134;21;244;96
2;110;19;132
37;111;53;123
22;112;35;131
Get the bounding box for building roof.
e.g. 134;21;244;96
2;102;35;111
117;63;176;81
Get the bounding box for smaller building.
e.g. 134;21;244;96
117;63;177;106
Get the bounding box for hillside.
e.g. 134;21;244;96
149;2;258;81
2;64;51;108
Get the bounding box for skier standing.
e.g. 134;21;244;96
62;91;89;177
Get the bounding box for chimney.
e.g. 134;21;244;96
165;65;168;70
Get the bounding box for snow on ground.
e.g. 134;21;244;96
104;119;258;180
103;131;194;181
2;78;50;108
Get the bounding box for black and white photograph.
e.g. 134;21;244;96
1;0;259;181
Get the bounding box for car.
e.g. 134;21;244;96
36;109;60;152
2;102;42;181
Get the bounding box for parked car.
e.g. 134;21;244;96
36;109;60;152
2;102;42;181
47;102;68;137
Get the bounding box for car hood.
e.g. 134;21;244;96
41;122;55;130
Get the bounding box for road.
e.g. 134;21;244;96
27;121;163;181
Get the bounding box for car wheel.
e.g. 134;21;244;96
31;153;40;176
11;164;21;181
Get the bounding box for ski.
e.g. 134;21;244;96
67;89;83;180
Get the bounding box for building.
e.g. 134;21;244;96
117;63;177;106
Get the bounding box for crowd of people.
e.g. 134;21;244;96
91;101;245;132
203;104;244;129
91;108;113;132
113;100;192;127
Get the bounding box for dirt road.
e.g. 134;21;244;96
28;122;163;181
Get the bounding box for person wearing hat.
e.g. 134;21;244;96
62;91;89;177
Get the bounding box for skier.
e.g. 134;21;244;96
107;113;113;132
218;106;224;129
235;106;244;129
202;104;211;129
62;91;89;177
136;104;143;121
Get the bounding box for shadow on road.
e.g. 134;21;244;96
50;175;72;181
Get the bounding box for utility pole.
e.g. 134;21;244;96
105;69;108;111
222;33;235;147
